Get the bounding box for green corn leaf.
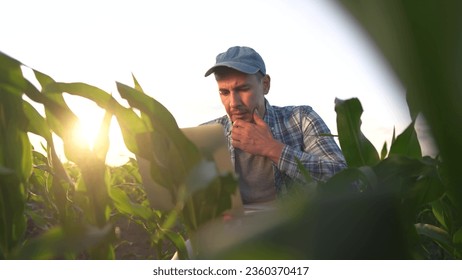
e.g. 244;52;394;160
32;72;79;139
16;130;33;183
48;151;73;224
0;166;14;175
163;229;189;260
432;205;448;229
116;82;180;131
0;78;29;251
335;98;379;167
431;197;454;232
380;141;388;160
116;82;201;190
374;155;445;218
405;90;421;122
1;99;33;183
453;227;462;258
22;101;52;142
0;51;26;93
389;120;422;159
93;111;112;161
415;223;452;255
33;69;55;89
407;157;444;206
116;82;199;160
322;165;378;193
30;79;83;164
0;172;27;258
0;53;33;183
132;73;144;92
12;224;113;260
214;173;238;214
44;82;114;110
46;82;150;156
109;187;153;221
182;172;237;231
336;0;462;217
391;126;396;146
21;76;76;225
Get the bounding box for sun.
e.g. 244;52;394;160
73;114;101;152
68;95;133;166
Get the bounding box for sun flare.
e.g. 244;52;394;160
69;97;133;166
73;118;99;151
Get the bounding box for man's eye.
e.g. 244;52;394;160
220;91;229;96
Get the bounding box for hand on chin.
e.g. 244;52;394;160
231;113;252;124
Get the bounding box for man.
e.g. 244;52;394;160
204;46;346;204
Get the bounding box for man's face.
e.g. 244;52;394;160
215;69;269;123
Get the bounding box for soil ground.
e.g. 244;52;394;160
113;217;156;259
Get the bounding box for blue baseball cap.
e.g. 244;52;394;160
204;46;266;77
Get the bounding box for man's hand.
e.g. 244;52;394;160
231;111;284;164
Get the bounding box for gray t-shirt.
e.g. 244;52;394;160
235;148;276;204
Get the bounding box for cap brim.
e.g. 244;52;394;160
204;62;260;77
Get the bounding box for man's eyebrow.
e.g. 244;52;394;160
233;82;251;90
218;82;251;92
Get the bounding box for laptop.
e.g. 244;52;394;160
137;124;244;216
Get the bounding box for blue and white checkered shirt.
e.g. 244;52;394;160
203;99;347;194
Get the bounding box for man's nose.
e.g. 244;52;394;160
229;92;241;107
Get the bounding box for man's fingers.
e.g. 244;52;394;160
253;111;265;126
232;119;243;128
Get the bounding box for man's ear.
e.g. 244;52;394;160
263;74;271;95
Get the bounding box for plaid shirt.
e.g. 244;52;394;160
203;99;347;194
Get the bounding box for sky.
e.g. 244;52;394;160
2;0;426;166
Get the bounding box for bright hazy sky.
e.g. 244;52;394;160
2;0;420;166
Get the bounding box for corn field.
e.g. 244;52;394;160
1;0;461;259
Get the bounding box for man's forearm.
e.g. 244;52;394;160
277;145;347;182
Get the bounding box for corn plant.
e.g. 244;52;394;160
336;0;462;259
1;50;237;259
190;0;462;260
0;53;30;259
1;53;117;259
